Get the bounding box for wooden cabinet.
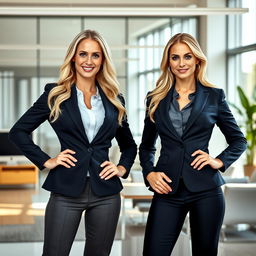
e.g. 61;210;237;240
0;165;38;185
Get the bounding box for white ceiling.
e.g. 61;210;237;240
0;0;203;7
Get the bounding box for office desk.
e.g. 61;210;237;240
0;164;38;187
120;182;153;239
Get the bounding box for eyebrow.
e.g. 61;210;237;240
79;50;101;54
170;52;192;56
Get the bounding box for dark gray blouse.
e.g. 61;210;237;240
169;88;196;137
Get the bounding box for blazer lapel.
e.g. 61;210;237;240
182;82;209;136
65;85;90;144
91;84;117;144
157;86;182;141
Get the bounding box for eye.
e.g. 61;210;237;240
184;55;192;60
171;55;179;61
92;53;100;59
79;52;87;57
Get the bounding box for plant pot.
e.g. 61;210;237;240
243;165;256;177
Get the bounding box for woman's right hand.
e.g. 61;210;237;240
146;172;172;194
43;149;77;169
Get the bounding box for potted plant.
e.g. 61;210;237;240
229;86;256;177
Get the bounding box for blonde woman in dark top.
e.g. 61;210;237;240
139;33;246;256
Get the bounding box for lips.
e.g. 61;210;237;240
178;69;188;73
82;66;94;72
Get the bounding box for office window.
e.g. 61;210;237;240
0;17;37;129
0;16;197;150
227;0;256;103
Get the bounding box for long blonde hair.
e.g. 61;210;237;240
48;30;125;125
148;33;214;121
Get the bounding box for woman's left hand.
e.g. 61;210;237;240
191;150;224;170
99;161;126;180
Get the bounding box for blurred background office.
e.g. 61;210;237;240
0;0;255;255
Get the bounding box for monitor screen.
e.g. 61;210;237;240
0;130;24;156
0;130;32;164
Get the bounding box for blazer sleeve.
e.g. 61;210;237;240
8;83;55;170
215;89;247;172
139;94;158;186
115;95;137;179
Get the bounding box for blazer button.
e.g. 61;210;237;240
88;147;93;153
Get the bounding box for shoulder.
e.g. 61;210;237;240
145;91;153;107
200;84;225;99
117;93;125;106
44;83;58;92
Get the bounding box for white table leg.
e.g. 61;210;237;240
121;196;126;240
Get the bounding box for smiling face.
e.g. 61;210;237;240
169;42;198;82
73;38;103;82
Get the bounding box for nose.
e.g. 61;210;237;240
85;55;93;65
179;58;185;67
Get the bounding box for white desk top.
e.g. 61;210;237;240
121;182;153;199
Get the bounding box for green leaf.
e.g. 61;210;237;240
246;105;256;119
237;86;250;110
250;104;256;114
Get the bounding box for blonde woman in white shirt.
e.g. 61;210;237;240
9;30;137;256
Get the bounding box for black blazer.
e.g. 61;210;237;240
139;82;247;194
9;83;137;197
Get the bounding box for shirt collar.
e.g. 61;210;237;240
94;86;100;98
173;88;196;100
76;85;100;98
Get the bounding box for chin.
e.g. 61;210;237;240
176;75;189;80
176;73;194;80
83;73;97;79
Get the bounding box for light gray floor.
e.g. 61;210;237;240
0;172;256;256
1;235;256;256
0;241;122;256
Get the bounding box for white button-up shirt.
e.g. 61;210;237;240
76;86;105;143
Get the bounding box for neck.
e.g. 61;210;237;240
76;77;97;94
175;77;196;92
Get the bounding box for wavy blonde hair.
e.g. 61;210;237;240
48;29;125;125
148;33;214;121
